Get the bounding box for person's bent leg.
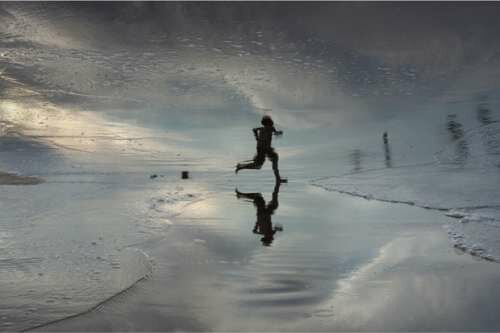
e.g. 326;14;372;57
241;160;264;170
236;151;265;173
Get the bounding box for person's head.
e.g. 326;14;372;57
261;115;274;127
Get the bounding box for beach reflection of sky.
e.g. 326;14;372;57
2;3;500;331
2;3;500;182
40;184;500;331
2;3;500;149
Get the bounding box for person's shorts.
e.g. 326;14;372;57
254;148;278;164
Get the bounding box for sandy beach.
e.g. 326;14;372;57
2;2;500;331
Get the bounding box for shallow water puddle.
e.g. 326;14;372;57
37;182;500;331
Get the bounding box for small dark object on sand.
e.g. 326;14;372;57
182;171;189;179
150;174;158;179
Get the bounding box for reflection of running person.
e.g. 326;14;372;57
235;181;282;246
236;115;286;182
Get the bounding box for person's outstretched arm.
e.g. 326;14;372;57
253;127;260;141
273;127;283;136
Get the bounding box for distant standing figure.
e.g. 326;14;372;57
475;102;499;158
349;149;363;173
236;115;286;182
477;103;495;126
383;132;392;168
446;114;469;166
446;114;464;140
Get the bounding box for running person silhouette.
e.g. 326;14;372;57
235;115;286;182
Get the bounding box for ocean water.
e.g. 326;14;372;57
1;2;500;331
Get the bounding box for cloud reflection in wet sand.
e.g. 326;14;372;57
296;233;500;331
2;2;500;331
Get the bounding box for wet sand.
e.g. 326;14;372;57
2;3;500;331
35;181;500;332
0;171;43;185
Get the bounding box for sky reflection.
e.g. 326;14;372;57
2;3;500;331
2;3;500;176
